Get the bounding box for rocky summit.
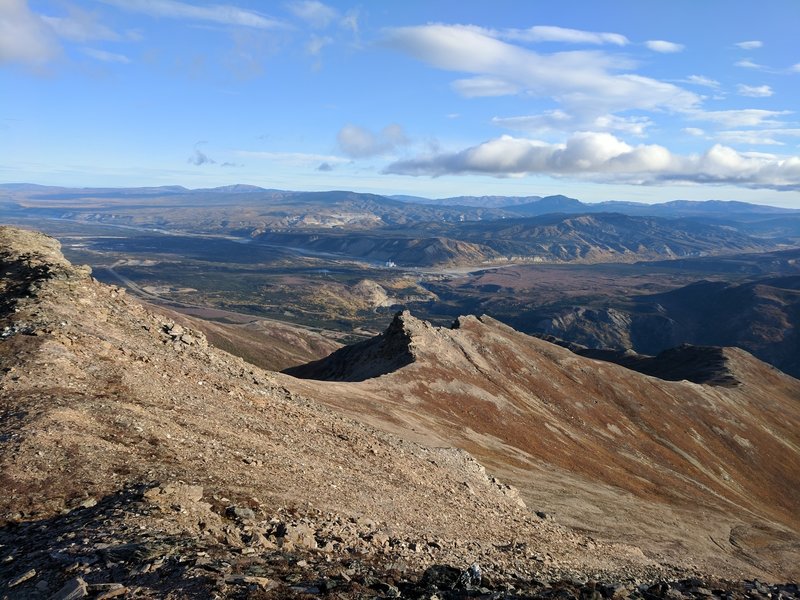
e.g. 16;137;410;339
1;226;800;599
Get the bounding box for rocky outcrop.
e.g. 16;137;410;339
283;310;420;380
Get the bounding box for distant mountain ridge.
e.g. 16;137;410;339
2;183;797;267
3;182;798;216
257;212;774;266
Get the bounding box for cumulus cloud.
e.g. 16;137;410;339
98;0;284;29
385;133;673;177
645;40;684;53
0;0;60;67
383;24;699;115
736;40;763;50
337;123;409;158
737;84;773;98
316;162;334;171
503;25;628;46
287;0;337;28
188;149;216;166
383;132;800;191
82;48;131;63
684;75;720;88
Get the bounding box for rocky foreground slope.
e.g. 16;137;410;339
1;226;799;599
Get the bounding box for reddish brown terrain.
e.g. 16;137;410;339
284;312;800;580
1;226;799;598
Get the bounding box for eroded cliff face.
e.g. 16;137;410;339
283;310;800;581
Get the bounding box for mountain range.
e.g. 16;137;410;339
3;184;798;268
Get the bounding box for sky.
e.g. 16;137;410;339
1;0;800;206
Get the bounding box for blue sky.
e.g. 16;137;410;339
1;0;800;205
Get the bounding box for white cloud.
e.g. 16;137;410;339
492;110;572;133
0;0;60;67
504;25;628;46
493;111;652;136
792;63;800;73
716;131;784;146
41;6;122;43
337;123;409;158
716;128;800;146
683;127;705;137
735;59;764;69
645;40;684;53
737;84;773;98
736;40;763;50
384;24;700;115
82;48;131;63
689;108;791;128
98;0;284;29
287;1;337;29
589;114;652;136
685;75;720;88
385;133;674;177
452;77;520;97
383;132;800;191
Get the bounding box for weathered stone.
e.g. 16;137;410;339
370;580;401;597
224;575;273;590
48;577;88;600
8;568;36;587
280;523;318;550
95;588;128;600
227;506;256;521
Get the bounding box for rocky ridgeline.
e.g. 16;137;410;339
3;481;796;599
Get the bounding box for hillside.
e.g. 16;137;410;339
536;275;800;378
254;213;772;267
284;312;800;581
